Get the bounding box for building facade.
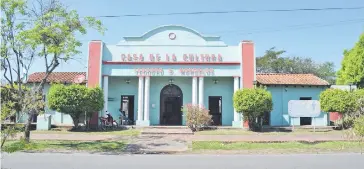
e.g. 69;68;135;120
257;73;330;126
87;25;256;127
24;26;331;129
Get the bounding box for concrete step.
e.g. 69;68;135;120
142;126;189;129
141;128;193;135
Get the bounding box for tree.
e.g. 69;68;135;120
1;85;44;149
319;89;358;128
47;84;104;129
256;47;336;84
336;33;364;88
233;88;273;131
1;0;104;142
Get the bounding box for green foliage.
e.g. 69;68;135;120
319;89;357;114
0;85;25;121
1;84;44;149
1;85;44;121
84;87;104;118
0;0;27;56
233;88;273;117
336;33;364;88
183;104;212;132
233;88;273;130
47;84;104;128
2;139;27;153
1;0;105;142
18;0;106;63
256;47;336;84
355;89;364;115
353;116;364;138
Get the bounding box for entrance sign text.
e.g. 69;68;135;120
135;68;215;76
121;53;223;63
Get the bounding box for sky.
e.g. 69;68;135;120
28;0;364;74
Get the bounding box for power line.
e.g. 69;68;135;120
233;19;364;36
209;18;364;35
91;6;364;18
16;6;364;21
76;18;364;42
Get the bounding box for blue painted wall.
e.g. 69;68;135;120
267;85;329;126
106;76;235;126
204;77;234;126
107;76;139;121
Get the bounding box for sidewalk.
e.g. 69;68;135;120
12;131;355;154
190;133;349;142
16;131;351;142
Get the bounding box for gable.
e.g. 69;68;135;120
117;25;226;46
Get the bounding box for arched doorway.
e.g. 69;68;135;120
160;84;183;125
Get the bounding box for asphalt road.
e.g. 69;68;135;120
2;152;364;169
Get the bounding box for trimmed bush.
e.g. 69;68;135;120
319;89;357;114
233;87;273;131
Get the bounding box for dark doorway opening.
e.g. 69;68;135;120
299;97;312;125
121;95;135;124
160;84;183;125
209;96;222;126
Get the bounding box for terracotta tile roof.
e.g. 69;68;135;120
256;73;330;86
27;72;87;83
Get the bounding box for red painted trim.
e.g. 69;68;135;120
102;61;240;65
88;41;102;126
88;41;102;88
242;41;255;89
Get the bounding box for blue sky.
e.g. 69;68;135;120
29;0;364;73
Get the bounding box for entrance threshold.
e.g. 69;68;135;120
143;125;188;129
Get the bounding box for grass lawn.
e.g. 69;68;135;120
192;141;364;152
3;140;127;153
195;129;344;135
31;129;140;136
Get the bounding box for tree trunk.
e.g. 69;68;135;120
1;126;13;148
24;112;33;143
71;116;79;130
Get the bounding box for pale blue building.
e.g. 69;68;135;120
256;73;330;126
24;25;331;128
86;25;257;127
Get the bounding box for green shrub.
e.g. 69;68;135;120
354;116;364;138
320;89;357;114
355;89;364;115
233;87;273;131
48;84;104;129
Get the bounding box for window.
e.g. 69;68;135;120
299;97;312;100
